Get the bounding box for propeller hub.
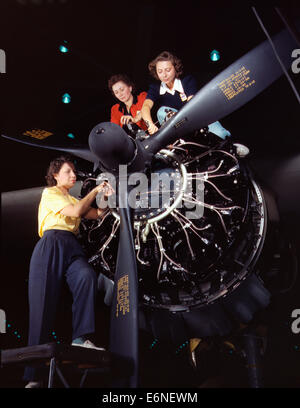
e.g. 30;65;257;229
88;122;136;172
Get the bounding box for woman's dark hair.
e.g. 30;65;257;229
148;51;183;80
45;156;75;186
108;74;136;95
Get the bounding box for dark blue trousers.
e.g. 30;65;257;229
24;230;97;381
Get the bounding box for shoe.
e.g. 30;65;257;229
71;339;105;351
25;381;42;388
233;143;250;157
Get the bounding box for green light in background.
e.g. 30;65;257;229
59;45;69;53
62;93;71;104
210;49;220;62
67;133;75;139
59;41;69;53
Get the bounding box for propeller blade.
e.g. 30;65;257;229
88;124;139;386
143;24;299;155
109;182;139;387
1;133;99;164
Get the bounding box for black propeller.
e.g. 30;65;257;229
1;132;99;165
108;203;139;387
88;122;143;386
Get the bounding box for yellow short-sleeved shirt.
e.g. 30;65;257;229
38;186;81;237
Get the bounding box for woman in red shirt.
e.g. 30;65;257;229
108;74;148;131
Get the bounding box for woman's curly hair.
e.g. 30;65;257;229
45;156;75;186
108;74;136;95
148;51;183;80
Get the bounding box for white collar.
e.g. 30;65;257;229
159;78;184;95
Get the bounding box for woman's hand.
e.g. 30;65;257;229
61;181;113;218
120;115;134;125
147;122;159;135
141;99;157;134
95;181;114;198
83;182;114;220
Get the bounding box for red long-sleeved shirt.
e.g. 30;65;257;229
110;92;148;131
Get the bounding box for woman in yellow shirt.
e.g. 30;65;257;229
24;156;114;387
